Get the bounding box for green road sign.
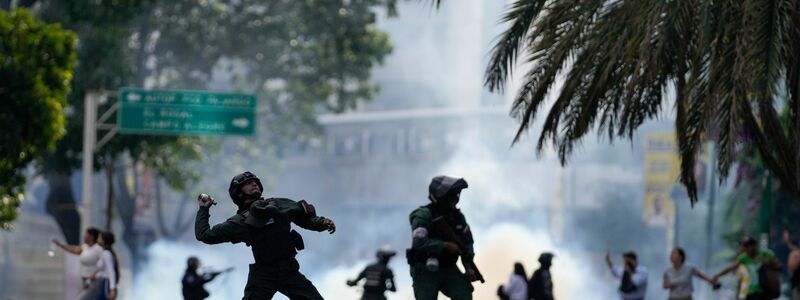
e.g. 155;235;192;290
118;88;256;135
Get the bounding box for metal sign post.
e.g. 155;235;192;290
80;88;257;232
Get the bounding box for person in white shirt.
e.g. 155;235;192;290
52;227;104;300
500;262;528;300
663;247;718;300
607;251;648;300
92;231;119;300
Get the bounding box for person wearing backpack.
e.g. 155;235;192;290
712;236;781;300
607;251;648;300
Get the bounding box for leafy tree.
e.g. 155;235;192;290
27;0;159;245
27;0;394;266
437;0;800;203
0;8;76;229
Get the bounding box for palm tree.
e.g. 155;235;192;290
439;0;800;203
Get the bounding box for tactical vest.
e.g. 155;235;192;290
362;263;391;294
245;211;297;265
426;205;469;266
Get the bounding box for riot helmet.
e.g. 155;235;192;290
428;175;468;208
376;246;397;264
187;256;200;272
229;171;264;207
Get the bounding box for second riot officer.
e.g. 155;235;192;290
407;175;482;300
195;171;336;300
347;247;398;300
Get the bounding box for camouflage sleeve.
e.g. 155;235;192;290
195;207;248;244
284;199;330;232
409;208;445;254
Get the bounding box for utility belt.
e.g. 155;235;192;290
405;248;425;264
250;256;300;273
406;249;458;270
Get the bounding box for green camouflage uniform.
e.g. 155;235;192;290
195;197;330;300
408;204;475;300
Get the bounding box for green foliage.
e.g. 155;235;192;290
34;0;394;188
0;0;400;240
35;0;149;175
0;8;76;229
135;0;394;150
466;0;800;204
720;112;800;256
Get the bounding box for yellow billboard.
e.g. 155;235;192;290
643;133;713;228
643;133;679;227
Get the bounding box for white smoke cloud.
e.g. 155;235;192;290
474;223;617;300
126;1;685;300
133;241;417;300
132;241;252;300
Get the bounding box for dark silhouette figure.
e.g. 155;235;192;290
182;257;225;300
347;247;397;300
529;253;554;300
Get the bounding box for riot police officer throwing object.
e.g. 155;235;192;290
347;247;398;300
195;171;336;300
407;175;483;300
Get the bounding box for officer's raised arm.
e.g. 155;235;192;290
195;194;246;244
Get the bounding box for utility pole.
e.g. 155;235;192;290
80;91;119;233
81;93;97;234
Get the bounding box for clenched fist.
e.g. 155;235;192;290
322;218;336;234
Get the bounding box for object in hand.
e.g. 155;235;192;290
198;193;217;205
425;257;439;272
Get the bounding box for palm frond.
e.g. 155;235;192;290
511;1;604;145
485;0;547;92
467;0;800;201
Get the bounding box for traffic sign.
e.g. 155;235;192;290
118;88;256;135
